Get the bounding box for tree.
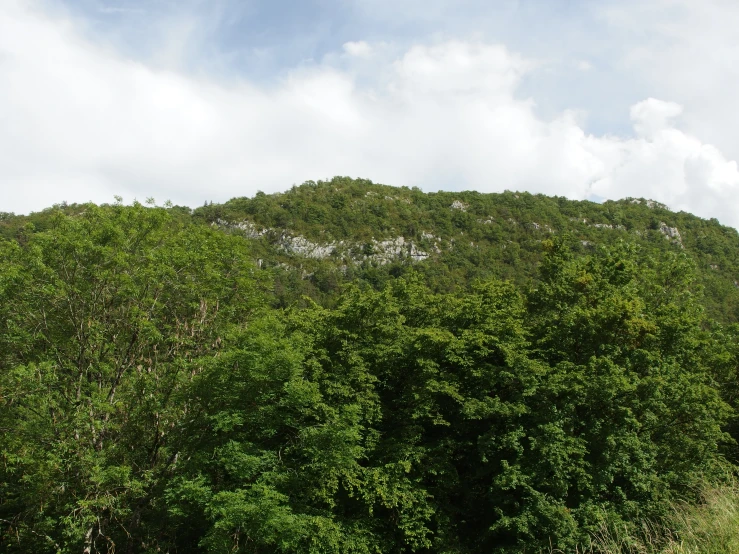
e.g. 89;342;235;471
525;240;731;541
0;203;262;553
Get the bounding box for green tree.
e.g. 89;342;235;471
525;240;731;540
0;203;262;553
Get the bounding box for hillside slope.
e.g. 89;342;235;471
4;177;739;320
3;184;739;552
190;177;739;321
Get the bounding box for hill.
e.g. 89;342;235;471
5;177;739;320
2;182;739;552
186;177;739;321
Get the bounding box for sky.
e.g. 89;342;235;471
2;0;739;227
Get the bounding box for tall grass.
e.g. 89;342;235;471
572;482;739;554
546;481;739;553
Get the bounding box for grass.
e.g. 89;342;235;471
574;482;739;554
545;481;739;554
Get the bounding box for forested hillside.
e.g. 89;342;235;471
2;179;739;553
194;177;739;321
5;177;739;321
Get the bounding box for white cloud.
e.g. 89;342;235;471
391;42;532;97
2;1;739;228
630;98;683;139
596;0;739;163
342;41;373;58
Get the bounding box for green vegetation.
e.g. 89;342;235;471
2;178;739;553
188;177;739;321
581;481;739;553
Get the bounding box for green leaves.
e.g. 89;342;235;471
0;204;263;553
0;195;736;553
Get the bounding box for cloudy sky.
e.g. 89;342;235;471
2;0;739;226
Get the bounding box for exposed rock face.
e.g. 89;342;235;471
629;198;669;210
659;222;681;239
658;222;683;247
281;235;338;259
214;219;267;239
450;200;468;211
282;235;431;264
213;218;431;264
370;237;430;264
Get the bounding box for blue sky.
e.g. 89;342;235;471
3;0;739;226
57;0;641;133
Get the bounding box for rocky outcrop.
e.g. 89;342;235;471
280;235;338;259
658;222;683;247
213;218;432;264
629;198;669;210
369;237;430;264
214;219;267;239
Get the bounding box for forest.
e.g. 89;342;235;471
3;177;739;553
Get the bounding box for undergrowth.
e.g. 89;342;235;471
558;481;739;554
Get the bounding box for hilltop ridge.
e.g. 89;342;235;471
193;177;739;320
3;176;739;320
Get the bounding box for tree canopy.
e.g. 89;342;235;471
2;181;739;552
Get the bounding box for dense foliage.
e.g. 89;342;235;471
2;180;739;553
190;178;739;322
